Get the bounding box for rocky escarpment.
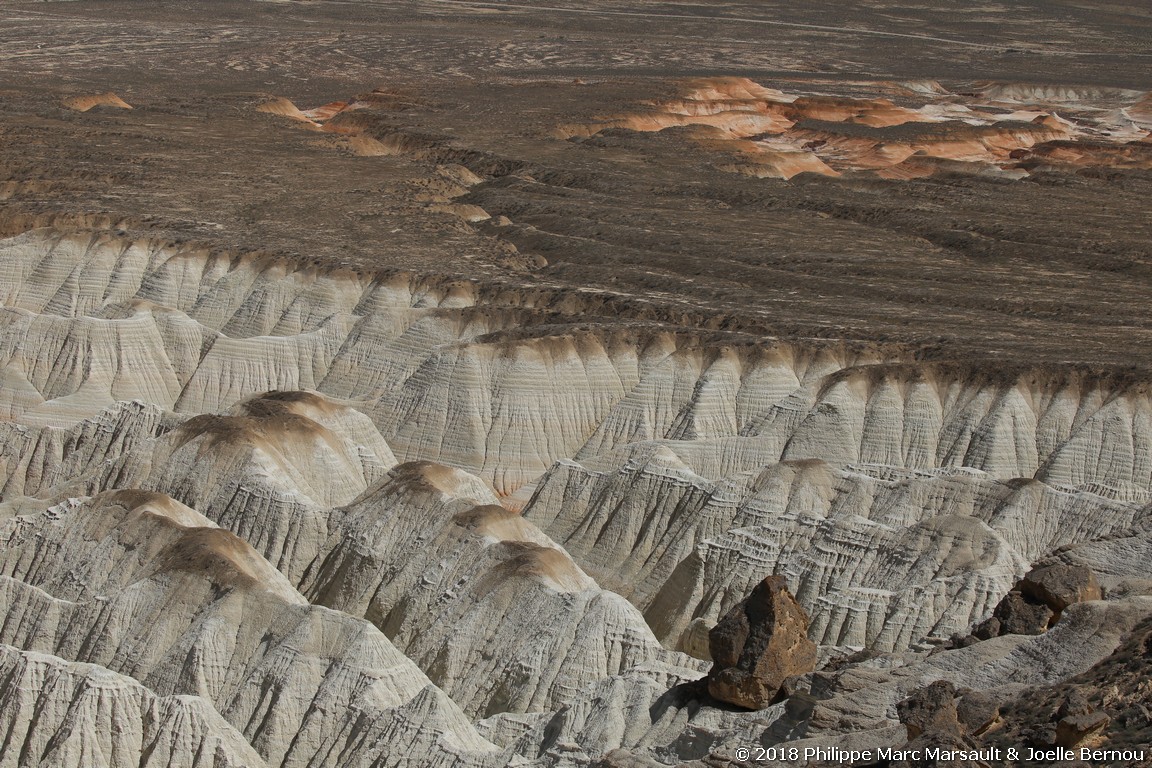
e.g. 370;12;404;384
8;230;1152;498
0;227;1149;766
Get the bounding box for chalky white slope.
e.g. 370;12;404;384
0;645;267;768
0;227;1150;766
524;451;1145;655
0;491;501;768
301;461;700;719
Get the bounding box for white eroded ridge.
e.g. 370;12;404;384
0;228;1149;765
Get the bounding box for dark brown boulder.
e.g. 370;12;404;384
1057;690;1093;719
1055;711;1110;748
893;683;993;768
898;680;963;740
1054;691;1110;748
956;690;1000;737
975;564;1102;640
1019;564;1102;615
993;591;1055;635
590;750;664;768
971;616;1000;641
706;575;817;709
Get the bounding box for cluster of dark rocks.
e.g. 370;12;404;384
682;562;1139;768
955;564;1102;646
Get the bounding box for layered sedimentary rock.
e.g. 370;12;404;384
0;645;267;768
0;400;180;502
0;490;501;768
1;225;1150;766
6;230;1152;499
303;461;694;719
525;451;1143;655
77;390;397;582
26;385;696;725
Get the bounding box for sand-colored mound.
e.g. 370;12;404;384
62;92;132;112
561;77;1151;179
255;96;321;127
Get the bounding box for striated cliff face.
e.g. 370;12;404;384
302;462;689;720
7;230;1152;499
0;222;1149;765
0;491;502;768
526;455;1146;654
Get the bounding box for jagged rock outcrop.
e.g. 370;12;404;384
1053;691;1111;749
897;681;965;739
706;576;816;709
1018;564;1103;615
986;591;1054;637
888;682;988;768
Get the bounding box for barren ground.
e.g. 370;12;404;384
2;0;1151;368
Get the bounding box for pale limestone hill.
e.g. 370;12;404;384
524;450;1146;654
0;490;502;768
36;395;702;722
0;645;267;768
302;461;704;719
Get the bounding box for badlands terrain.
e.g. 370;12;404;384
1;0;1151;765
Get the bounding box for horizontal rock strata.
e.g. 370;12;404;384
0;227;1149;766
